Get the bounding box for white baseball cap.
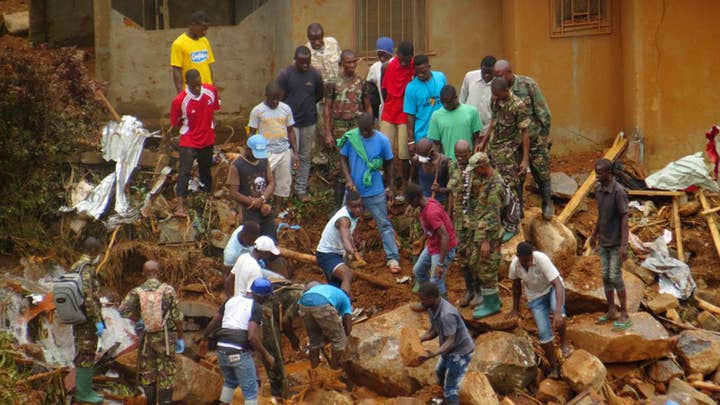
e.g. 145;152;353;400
254;236;280;255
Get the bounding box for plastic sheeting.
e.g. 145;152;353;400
645;152;719;192
641;236;697;300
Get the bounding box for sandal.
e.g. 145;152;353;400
612;319;633;331
387;259;401;274
596;313;619;324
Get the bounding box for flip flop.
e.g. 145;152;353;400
596;314;612;324
612;319;633;331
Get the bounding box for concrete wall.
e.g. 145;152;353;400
30;0;94;46
96;0;289;124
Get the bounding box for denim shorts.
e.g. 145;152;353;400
527;286;566;344
315;251;344;287
217;349;258;401
599;245;625;291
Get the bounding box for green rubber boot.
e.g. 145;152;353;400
75;367;104;404
472;291;502;319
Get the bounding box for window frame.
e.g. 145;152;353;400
354;0;430;61
549;0;612;38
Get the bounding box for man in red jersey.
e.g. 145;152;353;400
169;68;220;217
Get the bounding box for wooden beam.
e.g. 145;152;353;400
672;197;684;262
557;133;628;224
698;190;720;260
700;205;720;216
627;190;685;197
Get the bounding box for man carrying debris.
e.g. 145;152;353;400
299;282;353;369
589;158;632;330
494;60;554;219
170;11;214;93
227;134;277;239
200;278;275;405
464;152;506;319
339;112;401;274
119;260;184;405
316;189;365;294
506;242;570;377
416;282;475;405
447;140;477;307
478;76;529;212
223;220;261;270
226;236;281;297
169;68;220;218
404;183;457;305
69;237;105;404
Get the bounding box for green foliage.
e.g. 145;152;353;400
0;43;105;254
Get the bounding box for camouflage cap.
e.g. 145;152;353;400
466;152;491;170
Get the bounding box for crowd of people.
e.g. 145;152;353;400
64;11;633;405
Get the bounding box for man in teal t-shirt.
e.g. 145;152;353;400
403;55;447;151
427;85;483;161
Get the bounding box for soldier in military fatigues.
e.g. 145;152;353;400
480;76;530;215
72;237;105;404
119;260;184;405
495;59;553;219
324;49;372;207
463;153;506;320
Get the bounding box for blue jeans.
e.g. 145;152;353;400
413;246;456;295
527;286;566;344
599;245;625;292
361;192;400;261
435;352;473;405
217;350;258;402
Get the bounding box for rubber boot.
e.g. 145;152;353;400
541;180;554;220
75;367;104;404
468;286;483;307
472;291;502;319
144;384;157;405
158;388;173;404
516;185;524;219
458;268;475;307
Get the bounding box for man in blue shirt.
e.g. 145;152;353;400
339;113;401;273
299;282;353;369
404;54;447;156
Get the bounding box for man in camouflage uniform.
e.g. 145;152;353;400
446;140;479;308
260;270;304;400
495;60;553;219
72;237;105;404
324;49;372;207
463;152;506;319
479;76;530;213
119;260;184;405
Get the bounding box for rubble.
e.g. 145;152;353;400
647;359;685;383
537;378;572;403
665;377;717;405
472;331;537;394
561;349;607;393
551;172;579;199
459;371;499;405
647;293;680;314
697;311;720;332
674;329;720;375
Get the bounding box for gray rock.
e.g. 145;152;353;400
646;358;684;383
473;331;537;394
551;172;579;199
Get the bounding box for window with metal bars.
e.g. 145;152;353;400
111;0;268;30
550;0;611;38
355;0;427;59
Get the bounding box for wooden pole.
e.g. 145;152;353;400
96;226;121;275
697;190;720;259
672;196;685;262
97;91;121;122
700;205;720;216
557;133;628;224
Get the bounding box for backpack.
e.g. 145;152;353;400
487;177;521;234
138;284;170;333
53;262;90;325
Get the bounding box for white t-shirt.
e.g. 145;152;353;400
231;253;263;296
508;251;563;302
317;206;358;255
223;225;254;267
248;101;295;154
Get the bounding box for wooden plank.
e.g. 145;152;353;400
700;205;720;216
627;190;685;197
698;190;720;260
672;197;684;262
557;133;628;224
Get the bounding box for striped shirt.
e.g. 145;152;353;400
170;84;220;148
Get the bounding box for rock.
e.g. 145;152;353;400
687;373;704;383
115;350;221;404
399;327;425;367
473;331;537;394
566;388;604;405
647;293;679;314
675;330;720;375
624;260;656;285
3;11;29;34
158;217;197;244
527;215;577;269
384;398;425;405
666;308;681;322
551;172;579;199
666;378;717;405
179;299;218;318
500;230;526;279
344;304;437;396
537;378;572;403
460;294;518;331
565;270;644;315
459;371;499;405
697;311;720;332
646;358;684;383
566;312;672;362
561;349;607;393
303;389;354;405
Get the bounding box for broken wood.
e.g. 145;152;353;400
557;132;628;224
697;190;720;259
696;296;720;318
278;247;394;289
672;196;685;262
96;225;121;275
627;190;685;197
26;367;69;382
97;91;121;122
691;381;720;393
700;205;720;216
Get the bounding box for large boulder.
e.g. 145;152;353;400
526;214;577;269
115;350;222;404
675;329;720;375
566;312;672;362
561;349;607;393
472;331;537;394
459;371;499;405
665;378;717;405
303;389;354;405
550;172;579;199
564;257;644;315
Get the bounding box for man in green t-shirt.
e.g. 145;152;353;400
427;85;483;161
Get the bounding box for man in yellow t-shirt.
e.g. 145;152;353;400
170;11;215;93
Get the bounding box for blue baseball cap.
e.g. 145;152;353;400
247;134;267;159
376;37;394;56
250;277;273;296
